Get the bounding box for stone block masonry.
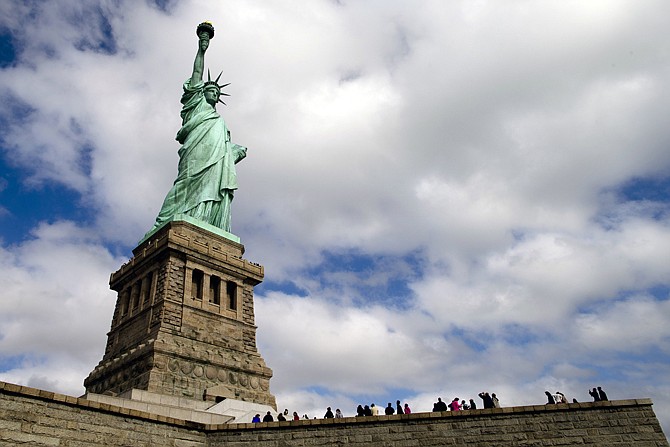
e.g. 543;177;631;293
1;380;667;446
83;220;275;407
0;381;205;446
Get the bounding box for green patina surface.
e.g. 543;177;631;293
146;22;246;240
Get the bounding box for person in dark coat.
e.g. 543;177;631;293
589;388;601;402
363;405;372;416
385;403;395;415
478;392;494;409
262;411;274;422
545;391;555;404
469;399;477;410
324;407;334;418
356;405;365;417
433;397;448;412
396;400;404;415
597;387;608;401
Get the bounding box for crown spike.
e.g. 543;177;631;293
203;70;229;102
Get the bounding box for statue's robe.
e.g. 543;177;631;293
150;79;246;233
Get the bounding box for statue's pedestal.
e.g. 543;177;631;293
139;213;241;245
84;220;276;409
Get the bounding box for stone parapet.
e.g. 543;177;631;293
1;381;668;446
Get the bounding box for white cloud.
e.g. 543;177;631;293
0;0;669;437
0;221;121;395
256;293;441;395
575;295;670;351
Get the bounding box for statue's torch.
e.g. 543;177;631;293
197;21;215;39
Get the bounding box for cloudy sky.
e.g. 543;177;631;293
1;0;669;434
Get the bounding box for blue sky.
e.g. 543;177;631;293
0;0;669;435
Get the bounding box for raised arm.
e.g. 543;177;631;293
190;32;209;85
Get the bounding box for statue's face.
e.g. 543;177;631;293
204;87;220;106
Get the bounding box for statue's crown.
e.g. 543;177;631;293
204;69;230;105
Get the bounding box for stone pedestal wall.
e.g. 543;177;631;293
84;220;275;408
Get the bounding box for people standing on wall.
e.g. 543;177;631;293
492;393;500;408
404;403;411;414
589;388;601;401
262;411;274;422
469;399;477;410
479;392;494;409
252;414;261;423
293;411;300;421
555;391;568;404
461;399;469;410
370;403;378;416
277;412;286;421
396;400;404;415
597;387;608;401
545;391;556;404
364;405;372;416
335;409;343;418
324;407;334;418
449;398;461;411
356;405;365;417
433;397;448;412
385;403;395;415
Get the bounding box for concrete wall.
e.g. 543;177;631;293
1;380;668;446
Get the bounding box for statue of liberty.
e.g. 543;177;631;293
146;22;246;238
